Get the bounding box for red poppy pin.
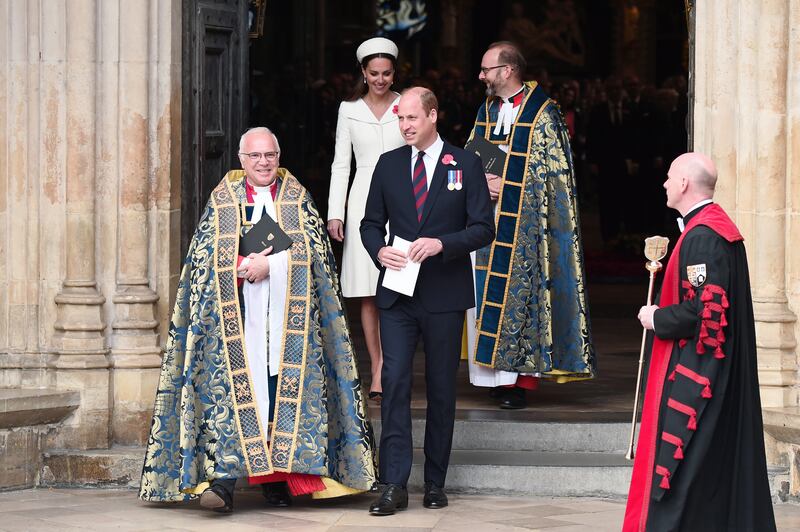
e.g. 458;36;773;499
392;105;398;114
441;153;456;166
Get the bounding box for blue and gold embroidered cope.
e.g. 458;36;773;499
469;82;596;382
139;169;376;501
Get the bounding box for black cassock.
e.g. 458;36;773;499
641;204;775;531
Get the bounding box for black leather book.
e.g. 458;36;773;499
239;212;293;256
465;135;507;175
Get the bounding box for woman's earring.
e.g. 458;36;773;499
363;78;367;84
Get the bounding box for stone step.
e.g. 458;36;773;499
409;449;632;497
0;388;81;490
372;417;632;453
41;447;144;489
39;446;790;501
41;445;632;496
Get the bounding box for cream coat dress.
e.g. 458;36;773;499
328;95;404;297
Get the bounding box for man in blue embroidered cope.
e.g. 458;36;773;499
139;128;376;514
465;42;597;409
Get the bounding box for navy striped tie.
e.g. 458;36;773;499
413;151;427;221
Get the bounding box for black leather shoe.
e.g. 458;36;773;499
423;482;448;509
200;481;234;513
262;481;292;507
499;387;527;410
369;483;408;516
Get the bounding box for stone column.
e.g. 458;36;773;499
1;0;42;386
788;0;800;395
693;0;798;408
750;0;797;408
106;0;162;446
51;0;110;449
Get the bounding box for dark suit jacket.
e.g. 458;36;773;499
360;139;495;312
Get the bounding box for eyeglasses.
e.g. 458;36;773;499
240;151;279;162
479;64;508;75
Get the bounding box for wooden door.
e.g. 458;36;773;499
181;0;249;257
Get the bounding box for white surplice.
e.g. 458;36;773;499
466;251;518;387
466;131;524;387
242;183;289;431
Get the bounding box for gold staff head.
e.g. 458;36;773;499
644;236;669;274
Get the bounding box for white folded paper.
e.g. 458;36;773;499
381;236;420;297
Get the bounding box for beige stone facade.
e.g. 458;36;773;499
691;0;800;494
0;0;799;492
693;0;800;411
0;0;181;462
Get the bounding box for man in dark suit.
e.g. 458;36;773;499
361;87;495;515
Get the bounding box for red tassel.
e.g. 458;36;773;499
700;323;709;339
674;446;684;460
696;340;706;354
679;339;687;348
721;293;729;308
719;312;728;327
688;414;697;431
702;306;712;319
716;328;725;342
686;287;695;300
701;288;713;302
668;369;676;381
702;384;712;398
287;474;327;496
714;346;726;359
659;473;671;490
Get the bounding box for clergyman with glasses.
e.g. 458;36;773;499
139;127;377;514
464;42;596;409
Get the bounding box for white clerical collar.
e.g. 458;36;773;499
501;86;524;104
411;135;444;160
677;199;713;232
493;86;525;136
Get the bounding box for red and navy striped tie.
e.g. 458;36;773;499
413;151;427;221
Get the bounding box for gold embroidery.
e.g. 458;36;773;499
213;172;273;476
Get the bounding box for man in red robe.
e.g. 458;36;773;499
624;153;775;531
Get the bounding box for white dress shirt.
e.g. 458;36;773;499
677;199;713;232
410;134;444;188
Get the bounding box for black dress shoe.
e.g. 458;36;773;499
369;483;408;516
262;481;292;507
200;480;234;513
499;387;527;410
423;482;448;509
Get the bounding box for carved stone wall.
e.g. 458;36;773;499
0;0;181;449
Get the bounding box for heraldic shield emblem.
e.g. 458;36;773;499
687;263;707;287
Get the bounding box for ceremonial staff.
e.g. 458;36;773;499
626;236;669;460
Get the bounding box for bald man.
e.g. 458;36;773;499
624;153;775;531
361;87;494;515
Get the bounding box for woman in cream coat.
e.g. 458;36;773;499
327;38;405;401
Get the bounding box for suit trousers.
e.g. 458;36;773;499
378;295;464;488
